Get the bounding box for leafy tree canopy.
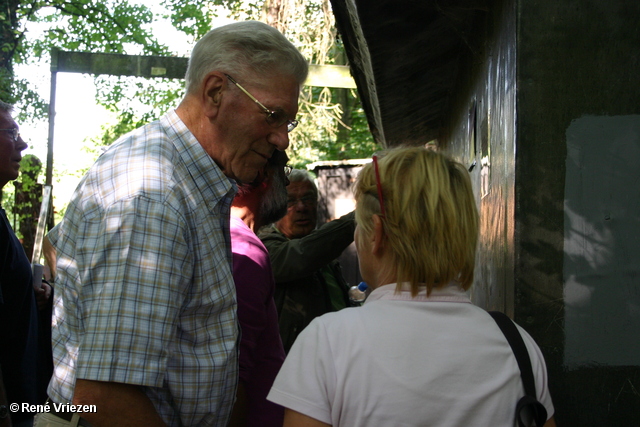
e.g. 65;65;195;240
2;0;377;171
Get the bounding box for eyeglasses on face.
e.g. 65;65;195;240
225;74;298;133
0;128;20;142
287;194;316;207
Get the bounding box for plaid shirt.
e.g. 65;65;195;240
48;109;239;426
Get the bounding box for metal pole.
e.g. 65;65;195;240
46;48;58;187
31;184;52;266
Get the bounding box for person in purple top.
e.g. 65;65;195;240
229;150;290;427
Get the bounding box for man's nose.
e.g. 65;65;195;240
295;200;312;212
16;135;28;152
268;127;290;151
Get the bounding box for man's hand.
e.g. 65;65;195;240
0;367;12;427
34;281;52;311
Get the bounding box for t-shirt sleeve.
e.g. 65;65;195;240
267;318;335;425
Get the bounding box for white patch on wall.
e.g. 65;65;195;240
563;115;640;367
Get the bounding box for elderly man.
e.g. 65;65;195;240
1;101;53;427
259;169;355;353
229;150;289;427
41;21;307;427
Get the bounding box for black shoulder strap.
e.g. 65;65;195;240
489;311;537;397
489;311;547;427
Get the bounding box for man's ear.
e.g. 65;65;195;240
202;72;226;119
371;214;385;256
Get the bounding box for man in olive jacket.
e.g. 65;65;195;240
259;169;355;353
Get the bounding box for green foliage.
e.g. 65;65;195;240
161;0;220;40
17;154;42;192
92;74;183;147
4;0;173;120
11;77;49;124
3;0;379;203
0;183;17;227
20;1;168;57
325;100;378;160
286;90;376;168
1;154;45;239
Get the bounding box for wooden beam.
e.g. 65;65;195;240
307;64;356;88
53;49;188;79
52;49;356;88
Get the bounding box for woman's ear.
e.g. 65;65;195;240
202;72;225;119
371;214;385;256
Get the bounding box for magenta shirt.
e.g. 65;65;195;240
231;216;285;427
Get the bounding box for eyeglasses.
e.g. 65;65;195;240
284;165;292;176
0;128;20;142
372;155;386;217
287;194;316;207
225;74;299;133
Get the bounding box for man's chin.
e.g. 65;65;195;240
248;172;265;187
292;225;314;238
234;169;260;186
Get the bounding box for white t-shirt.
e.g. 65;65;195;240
268;283;554;427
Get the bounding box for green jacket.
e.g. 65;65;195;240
259;211;356;353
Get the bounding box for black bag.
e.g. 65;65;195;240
489;311;548;427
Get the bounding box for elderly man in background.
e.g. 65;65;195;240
0;100;52;427
40;21;307;427
229;150;290;427
260;169;355;353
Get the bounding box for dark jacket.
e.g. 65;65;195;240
259;211;355;353
0;208;40;423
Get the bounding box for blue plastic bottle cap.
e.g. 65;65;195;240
357;281;369;292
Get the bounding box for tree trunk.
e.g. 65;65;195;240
262;0;285;32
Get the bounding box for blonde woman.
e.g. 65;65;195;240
268;146;556;427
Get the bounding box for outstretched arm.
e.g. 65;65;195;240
262;211;355;282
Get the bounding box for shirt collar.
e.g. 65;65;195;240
161;109;237;210
365;282;472;304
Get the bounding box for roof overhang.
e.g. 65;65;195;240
330;0;490;147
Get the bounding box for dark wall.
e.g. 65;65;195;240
444;1;640;425
331;0;640;423
516;1;640;425
444;0;517;315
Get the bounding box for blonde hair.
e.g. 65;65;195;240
354;146;478;296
